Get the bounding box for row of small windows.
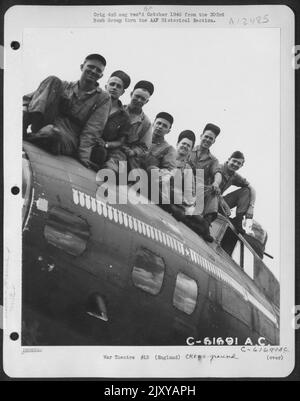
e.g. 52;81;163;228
132;248;198;315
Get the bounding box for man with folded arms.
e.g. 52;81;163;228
143;111;176;172
91;70;131;170
121;80;154;171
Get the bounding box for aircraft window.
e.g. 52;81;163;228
132;248;165;295
22;152;33;228
232;241;242;266
221;226;255;279
173;272;198;315
44;206;90;256
243;245;254;279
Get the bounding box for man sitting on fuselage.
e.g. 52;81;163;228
162;130;214;242
218;151;256;234
143;112;177;173
189;123;222;238
99;80;154;179
91;70;131;170
121;80;154;171
23;54;111;169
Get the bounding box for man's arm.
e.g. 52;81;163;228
106;137;125;149
160;146;177;171
211;172;222;195
125;121;152;158
78;93;111;164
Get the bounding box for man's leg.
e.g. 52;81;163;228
195;189;218;240
184;215;214;243
223;187;251;233
23;76;63;134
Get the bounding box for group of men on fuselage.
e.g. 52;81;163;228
23;53;256;242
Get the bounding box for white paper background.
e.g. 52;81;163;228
3;4;295;377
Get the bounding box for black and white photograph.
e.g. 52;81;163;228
3;4;295;378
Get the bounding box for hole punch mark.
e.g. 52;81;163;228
11;41;20;50
11;186;20;195
10;332;19;341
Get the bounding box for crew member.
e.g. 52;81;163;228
143;112;177;174
121;80;154;170
189;123;222;234
218;151;256;233
91;70;131;169
23;53;111;169
162;130;213;242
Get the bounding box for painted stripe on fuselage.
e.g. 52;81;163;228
72;188;278;326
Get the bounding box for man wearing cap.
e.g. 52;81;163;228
162;130;214;242
121;80;154;170
189;123;222;230
91;70;131;170
23;53;111;168
143;112;177;174
218;151;256;233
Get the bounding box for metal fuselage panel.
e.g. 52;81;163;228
22;143;279;346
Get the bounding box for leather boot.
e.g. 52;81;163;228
231;213;245;234
185;215;214;243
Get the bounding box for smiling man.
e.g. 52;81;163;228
91;70;131;170
121;80;154;170
189;123;222;229
161;130;196;218
166;130;214;242
218;151;256;234
143;112;176;174
23;53;111;168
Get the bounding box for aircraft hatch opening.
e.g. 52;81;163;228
86;293;108;322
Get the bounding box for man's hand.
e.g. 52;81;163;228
212;182;221;195
122;146;135;157
246;205;254;219
96;138;106;147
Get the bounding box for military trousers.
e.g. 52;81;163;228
23;76;78;155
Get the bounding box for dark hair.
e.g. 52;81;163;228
133;80;154;96
203;123;220;137
177;130;196;148
230;151;245;160
84;54;107;66
110;70;131;89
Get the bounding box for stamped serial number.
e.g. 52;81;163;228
187;336;239;346
186;336;268;346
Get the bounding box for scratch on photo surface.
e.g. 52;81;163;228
0;305;3;330
0;45;3;69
